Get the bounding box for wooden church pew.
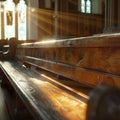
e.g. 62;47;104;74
0;38;89;120
0;33;120;120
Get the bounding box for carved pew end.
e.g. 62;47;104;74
86;85;120;120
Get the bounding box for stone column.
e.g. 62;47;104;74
26;0;39;40
104;0;120;33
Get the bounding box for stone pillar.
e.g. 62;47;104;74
26;0;39;40
104;0;120;33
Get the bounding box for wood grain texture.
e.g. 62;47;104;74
0;61;88;120
1;33;120;120
16;33;120;88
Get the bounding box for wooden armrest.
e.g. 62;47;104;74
0;61;88;120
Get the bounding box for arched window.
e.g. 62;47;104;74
80;0;91;14
86;0;91;13
17;0;27;40
81;0;85;13
0;0;27;40
4;0;15;39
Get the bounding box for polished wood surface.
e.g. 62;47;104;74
16;33;120;88
0;61;89;120
0;33;120;120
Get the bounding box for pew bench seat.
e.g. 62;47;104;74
0;60;89;120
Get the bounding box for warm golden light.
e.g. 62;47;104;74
41;74;89;100
32;73;87;120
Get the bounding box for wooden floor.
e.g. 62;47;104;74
0;84;10;120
